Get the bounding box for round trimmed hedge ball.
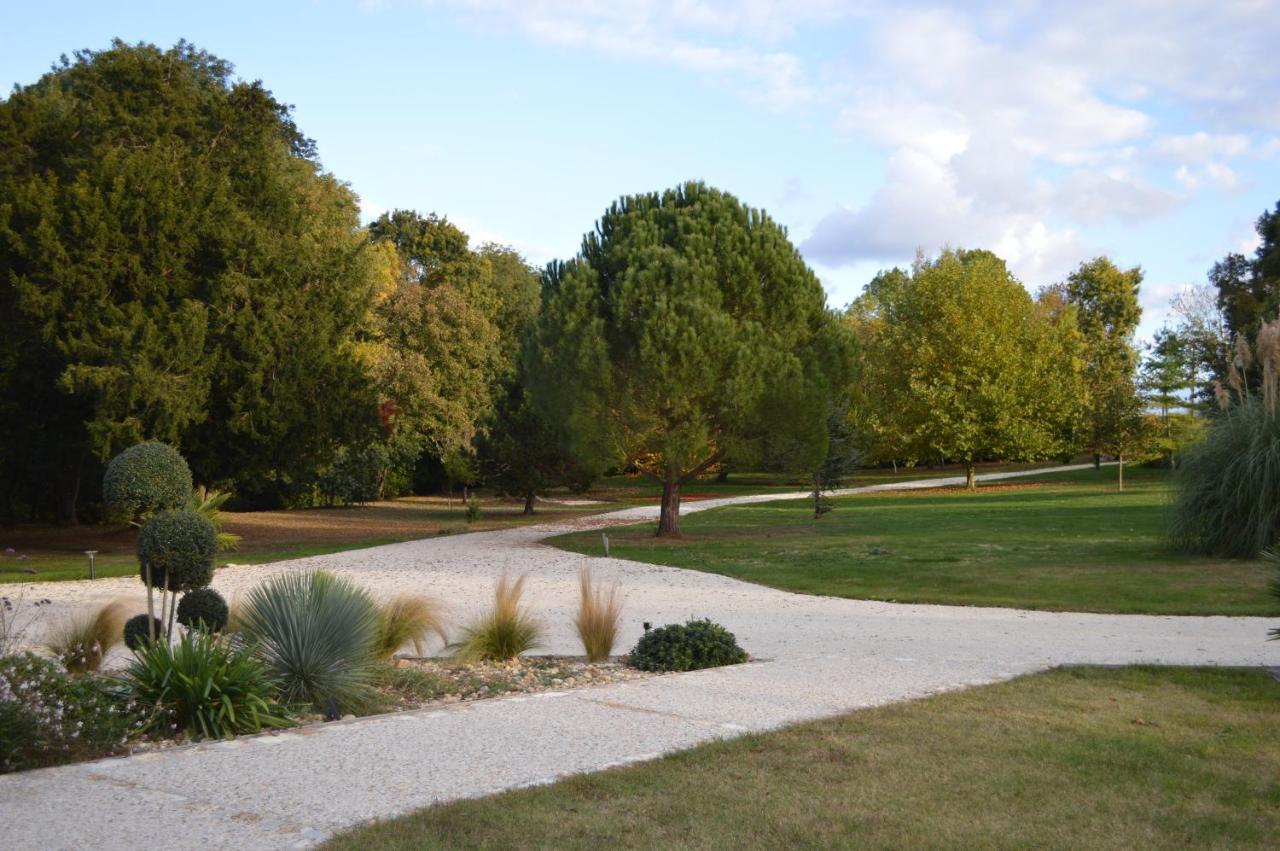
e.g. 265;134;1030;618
103;442;192;522
123;614;164;650
137;509;216;592
176;588;229;633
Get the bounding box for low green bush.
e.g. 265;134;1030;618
0;653;141;772
137;509;217;592
124;630;291;740
239;570;380;713
627;619;748;672
102;442;192;523
177;588;230;633
466;497;482;522
123;613;164;650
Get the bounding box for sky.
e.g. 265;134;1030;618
3;0;1279;339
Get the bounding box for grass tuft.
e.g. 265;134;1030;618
574;568;622;662
376;594;448;659
452;574;543;662
45;600;128;674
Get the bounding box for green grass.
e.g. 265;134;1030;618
324;666;1280;850
551;466;1280;615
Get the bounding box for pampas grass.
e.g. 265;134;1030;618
375;594;447;659
46;600;128;673
452;574;542;662
574;568;622;662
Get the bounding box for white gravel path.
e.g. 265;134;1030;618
3;464;1277;849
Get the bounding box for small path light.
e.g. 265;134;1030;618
84;550;98;580
602;532;610;557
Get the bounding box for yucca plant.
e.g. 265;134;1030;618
45;600;128;674
375;594;448;660
574;568;623;662
238;571;380;713
124;629;291;739
452;574;543;662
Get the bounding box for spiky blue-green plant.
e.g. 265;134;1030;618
238;571;380;713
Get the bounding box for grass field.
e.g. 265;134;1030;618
324;666;1280;850
0;460;1068;584
0;497;602;583
550;466;1280;615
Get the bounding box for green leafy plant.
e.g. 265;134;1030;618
1;653;141;772
138;509;217;639
452;574;543;662
45;600;127;674
375;595;447;660
123;614;164;651
628;619;748;672
574;568;622;662
124;630;291;740
190;486;242;552
102;442;193;524
239;571;380;713
177;588;230;633
466;497;482;523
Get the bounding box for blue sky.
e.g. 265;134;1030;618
4;1;1278;339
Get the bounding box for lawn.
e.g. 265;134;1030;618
0;497;603;583
324;666;1280;850
550;466;1280;615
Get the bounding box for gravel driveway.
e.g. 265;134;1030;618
3;465;1277;849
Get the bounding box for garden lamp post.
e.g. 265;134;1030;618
84;550;98;580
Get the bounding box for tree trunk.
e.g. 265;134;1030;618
522;489;535;515
716;469;729;483
1118;454;1125;492
657;478;681;537
965;459;976;491
1093;453;1102;469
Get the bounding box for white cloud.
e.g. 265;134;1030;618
1151;132;1251;162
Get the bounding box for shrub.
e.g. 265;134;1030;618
123;613;164;650
375;595;447;660
45;600;127;674
628;619;748;672
452;574;543;662
466;497;481;522
102;442;192;523
239;571;380;713
177;588;230;633
318;444;388;506
1171;396;1280;558
137;509;217;592
0;652;141;772
124;630;291;740
574;568;622;663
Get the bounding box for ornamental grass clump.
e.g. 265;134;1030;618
124;629;291;740
239;570;380;713
1172;319;1280;558
45;600;127;674
452;574;543;662
375;594;448;660
574;568;623;662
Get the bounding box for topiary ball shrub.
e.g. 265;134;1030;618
627;618;748;672
102;442;192;523
176;588;229;633
123;614;164;651
137;509;216;592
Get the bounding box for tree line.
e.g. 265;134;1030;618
1;41;1273;535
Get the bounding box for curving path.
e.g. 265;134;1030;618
3;464;1277;849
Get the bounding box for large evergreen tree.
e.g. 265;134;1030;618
1211;201;1280;342
0;41;376;517
526;182;846;536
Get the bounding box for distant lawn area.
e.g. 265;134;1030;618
324;666;1280;850
0;497;603;583
550;466;1280;615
